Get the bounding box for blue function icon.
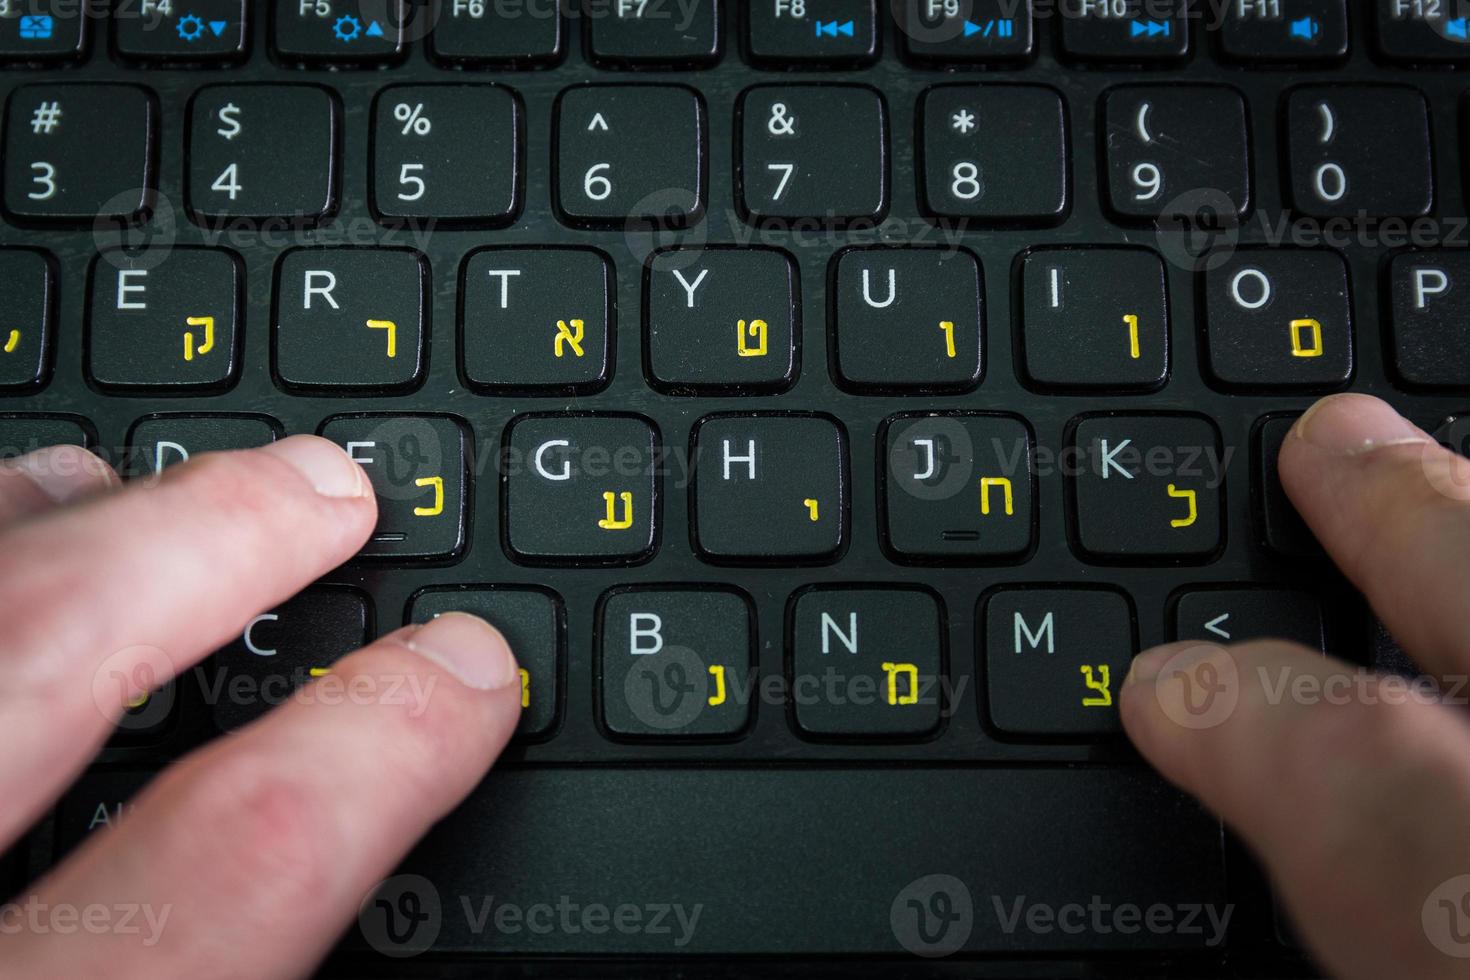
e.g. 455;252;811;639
814;18;855;38
18;14;54;39
175;12;230;41
1129;18;1173;40
962;18;1014;38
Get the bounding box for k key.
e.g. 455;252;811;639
1286;85;1432;219
1102;86;1250;220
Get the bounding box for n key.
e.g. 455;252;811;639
1103;86;1250;221
1286;86;1432;218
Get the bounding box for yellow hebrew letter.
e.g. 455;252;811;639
184;316;215;362
598;490;634;530
1290;318;1323;358
555;319;586;358
880;662;920;706
366;318;397;359
1124;313;1140;360
980;477;1014;517
708;665;727;706
518;668;531;709
1166;483;1197;529
939;320;956;359
1080;665;1112;707
737;319;768;357
414;476;444;517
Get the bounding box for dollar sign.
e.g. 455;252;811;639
217;103;242;141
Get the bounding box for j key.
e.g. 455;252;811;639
1174;589;1326;652
833;248;982;392
693;415;847;562
883;412;1034;561
323;415;468;561
585;0;719;66
555;85;705;227
3;85;153;223
1103;86;1250;220
1255;414;1321;559
983;588;1135;737
898;0;1034;63
645;248;798;393
790;588;943;738
740;85;887;224
600;588;753;738
504;414;658;563
274;249;427;391
0;415;89;457
124;414;280;478
1219;0;1348;62
461;248;612;393
53;771;155;859
0;248;53;391
1069;415;1224;562
1020;248;1168;391
115;0;246;60
748;0;878;65
188;86;338;223
214;587;371;731
273;0;405;62
920;84;1066;223
0;0;87;61
87;248;241;391
373;85;519;224
409;588;562;737
1389;251;1470;387
1059;0;1188;61
1203;249;1352;390
429;0;563;64
1376;0;1470;61
1286;86;1433;219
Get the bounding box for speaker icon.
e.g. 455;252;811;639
1288;16;1320;41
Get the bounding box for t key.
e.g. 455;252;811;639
1286;86;1432;218
1103;86;1250;220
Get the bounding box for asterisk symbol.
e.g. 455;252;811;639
951;109;976;135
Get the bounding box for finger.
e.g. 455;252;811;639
1279;393;1470;678
4;614;521;978
0;436;375;848
1123;640;1470;980
0;444;118;527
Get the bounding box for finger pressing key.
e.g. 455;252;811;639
0;444;118;527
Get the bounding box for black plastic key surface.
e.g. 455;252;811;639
747;0;877;65
1254;414;1321;559
3;84;154;224
1058;0;1188;62
0;414;89;457
124;414;280;477
1220;0;1348;62
0;0;88;61
585;0;719;66
1285;85;1432;219
898;0;1033;63
114;0;246;61
273;0;405;63
429;0;563;65
0;248;53;392
1174;589;1326;652
1375;0;1470;61
53;770;154;859
1389;251;1470;387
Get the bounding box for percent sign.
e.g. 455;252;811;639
394;102;432;136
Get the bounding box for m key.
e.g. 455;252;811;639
1286;85;1432;219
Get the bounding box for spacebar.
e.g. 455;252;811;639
379;767;1227;955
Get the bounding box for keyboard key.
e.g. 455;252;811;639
323;415;468;561
188;85;338;223
1102;86;1250;220
983;587;1135;737
1389;251;1470;387
504;414;658;563
373;85;520;224
645;247;798;393
693;414;847;562
54;771;155;858
461;248;612;393
1020;247;1168;391
1174;589;1326;651
0;248;54;392
0;0;87;62
832;248;983;392
883;412;1034;561
1375;0;1470;61
409;588;562;737
113;679;177;740
586;0;719;66
429;0;562;64
1254;414;1321;559
1203;249;1352;390
748;0;878;65
1069;415;1223;562
898;0;1033;63
0;414;90;457
124;414;280;477
214;587;371;731
1286;86;1432;219
1219;0;1348;62
600;588;753;738
1059;0;1188;62
3;84;153;223
273;0;405;63
274;248;427;391
920;84;1066;223
790;588;943;737
739;85;887;224
87;248;241;391
555;85;705;227
115;0;246;61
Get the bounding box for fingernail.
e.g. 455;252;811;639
10;444;118;503
1126;646;1180;687
407;612;519;691
1293;394;1428;455
260;436;369;499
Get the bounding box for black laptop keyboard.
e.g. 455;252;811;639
5;0;1470;968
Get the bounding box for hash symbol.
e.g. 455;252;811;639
30;101;62;136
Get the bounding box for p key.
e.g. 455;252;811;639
1286;86;1432;219
1389;251;1470;387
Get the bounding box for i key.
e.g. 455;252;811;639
188;86;338;224
1389;252;1470;386
1021;248;1168;391
124;414;279;478
0;249;53;392
1103;86;1250;221
323;415;469;561
114;0;246;61
3;85;153;223
1203;249;1352;390
87;249;242;392
274;248;427;391
1286;86;1432;219
833;248;983;392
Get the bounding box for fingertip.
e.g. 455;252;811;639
257;435;372;500
404;612;520;693
1288;393;1429;458
6;444;119;504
